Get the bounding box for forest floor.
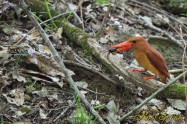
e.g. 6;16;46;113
0;0;187;124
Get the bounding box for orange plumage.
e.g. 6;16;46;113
110;37;170;84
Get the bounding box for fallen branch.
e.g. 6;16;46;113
119;70;187;121
19;1;106;124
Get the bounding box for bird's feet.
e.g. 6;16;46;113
143;75;157;80
131;68;147;72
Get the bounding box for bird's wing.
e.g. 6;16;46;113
146;47;170;77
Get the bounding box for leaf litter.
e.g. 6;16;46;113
0;0;186;123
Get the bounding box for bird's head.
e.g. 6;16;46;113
109;37;149;53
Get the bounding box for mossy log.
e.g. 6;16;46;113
158;0;187;14
13;0;187;99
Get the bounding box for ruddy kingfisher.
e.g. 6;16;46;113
109;37;170;84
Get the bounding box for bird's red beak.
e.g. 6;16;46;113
109;41;133;53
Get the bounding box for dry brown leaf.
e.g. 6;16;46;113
27;48;74;77
3;88;25;106
12;71;26;83
0;46;9;64
21;69;63;88
38;44;52;55
55;27;63;39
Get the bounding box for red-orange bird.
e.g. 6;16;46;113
110;37;170;84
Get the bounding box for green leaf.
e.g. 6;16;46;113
95;0;110;5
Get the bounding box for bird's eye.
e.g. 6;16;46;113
132;40;136;43
109;48;117;53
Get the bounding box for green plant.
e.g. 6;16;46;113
44;0;57;29
95;0;110;5
25;79;43;94
71;97;95;124
33;13;50;29
83;48;92;61
181;13;187;17
15;51;29;64
0;116;3;124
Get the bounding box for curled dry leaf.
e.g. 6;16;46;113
38;44;52;55
167;98;186;110
12;71;26;83
136;87;143;96
139;16;153;26
107;112;120;124
26;28;41;42
39;108;48;119
55;27;63;39
106;100;120;124
149;98;165;110
1;23;13;35
85;4;93;16
99;37;108;44
106;100;117;113
80;90;88;97
47;94;58;101
0;46;9;65
68;2;77;11
75;81;88;88
14;110;26;117
166;106;181;115
164;107;185;124
0;70;9;86
21;69;64;87
32;87;48;97
27;48;75;77
3;88;25;106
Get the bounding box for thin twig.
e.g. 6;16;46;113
14;27;35;46
75;0;85;30
119;70;187;122
61;0;83;24
79;0;85;30
19;1;106;123
169;69;186;74
40;12;69;25
97;5;111;38
53;99;76;122
77;86;105;95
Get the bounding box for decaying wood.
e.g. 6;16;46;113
15;0;187;99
